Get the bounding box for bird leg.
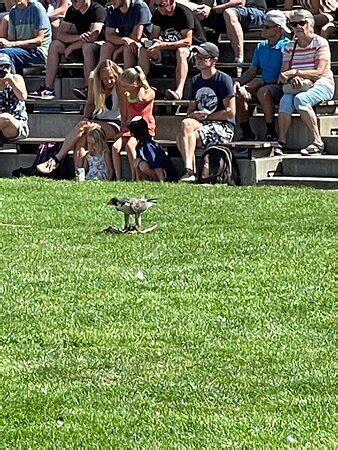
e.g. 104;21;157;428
135;213;141;230
123;213;130;231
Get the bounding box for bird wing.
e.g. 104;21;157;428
115;198;133;214
130;199;149;214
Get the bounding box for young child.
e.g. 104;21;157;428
128;116;177;182
112;66;156;181
81;127;113;180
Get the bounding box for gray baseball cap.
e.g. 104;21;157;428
265;10;291;33
192;42;219;59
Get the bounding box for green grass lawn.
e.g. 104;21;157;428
1;178;336;448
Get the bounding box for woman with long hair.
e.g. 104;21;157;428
112;65;156;181
37;59;122;174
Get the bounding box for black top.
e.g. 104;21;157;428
152;3;206;45
64;2;107;37
216;0;267;10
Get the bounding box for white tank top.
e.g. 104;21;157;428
95;87;121;122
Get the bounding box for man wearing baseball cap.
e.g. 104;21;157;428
0;52;29;144
176;42;236;183
234;10;291;141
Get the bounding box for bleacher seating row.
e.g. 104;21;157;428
0;33;337;187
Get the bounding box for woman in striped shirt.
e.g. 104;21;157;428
275;9;334;156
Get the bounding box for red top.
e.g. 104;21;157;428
121;92;156;138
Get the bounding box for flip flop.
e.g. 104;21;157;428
165;89;181;101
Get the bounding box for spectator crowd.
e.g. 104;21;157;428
0;0;336;181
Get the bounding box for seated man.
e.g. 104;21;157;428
138;0;206;100
28;0;106;100
100;0;152;69
195;0;267;63
176;42;236;183
234;10;290;141
0;0;51;69
0;53;29;143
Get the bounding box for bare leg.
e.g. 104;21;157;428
112;137;123;180
138;46;160;75
73;135;87;168
176;117;201;171
175;47;190;99
123;45;138;69
299;108;323;146
82;42;99;84
45;40;66;89
278;112;292;144
100;42;118;61
257;86;276;124
0;113;22;138
55;119;89;160
236;90;250;123
223;8;244;61
154;167;165;181
125;137;138;181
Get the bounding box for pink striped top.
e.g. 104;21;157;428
283;35;334;82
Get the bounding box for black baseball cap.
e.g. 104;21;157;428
192;42;219;59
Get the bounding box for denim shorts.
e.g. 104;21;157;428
202;6;266;31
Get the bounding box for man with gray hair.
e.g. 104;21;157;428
234;10;291;141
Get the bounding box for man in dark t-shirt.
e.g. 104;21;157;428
176;42;236;183
195;0;267;63
100;0;152;69
28;0;106;99
138;0;206;100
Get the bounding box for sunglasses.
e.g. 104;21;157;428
290;20;307;28
263;24;278;29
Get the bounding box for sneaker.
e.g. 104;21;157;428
273;142;286;156
28;86;55;100
300;143;324;156
73;86;88;100
178;168;196;183
37;157;59;174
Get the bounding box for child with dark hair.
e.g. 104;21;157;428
128;115;176;182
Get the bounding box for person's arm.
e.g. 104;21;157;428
196;0;244;19
2;28;46;48
104;149;114;180
187;100;197;115
207;95;236;121
80;22;104;43
48;0;69;20
153;28;192;51
58;20;81;43
3;73;27;100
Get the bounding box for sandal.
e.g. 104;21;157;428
36;156;59;174
165;89;181;101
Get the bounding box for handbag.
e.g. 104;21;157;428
282;40;313;95
282;79;313;94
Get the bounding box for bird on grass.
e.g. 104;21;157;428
107;197;157;233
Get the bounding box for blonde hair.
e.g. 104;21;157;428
120;66;150;89
93;59;123;115
87;127;109;155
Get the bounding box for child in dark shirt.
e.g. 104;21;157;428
127;115;176;181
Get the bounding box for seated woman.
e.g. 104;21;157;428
0;53;29;143
284;0;337;38
37;59;122;174
276;9;335;156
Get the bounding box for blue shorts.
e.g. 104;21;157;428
202;6;266;31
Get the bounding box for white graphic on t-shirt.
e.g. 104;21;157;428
163;28;182;42
196;87;217;113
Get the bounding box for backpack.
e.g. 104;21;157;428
197;145;240;185
12;142;72;179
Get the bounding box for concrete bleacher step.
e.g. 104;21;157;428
281;154;338;178
258;176;338;189
323;135;338;154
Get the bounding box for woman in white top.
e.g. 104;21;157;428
37;59;122;174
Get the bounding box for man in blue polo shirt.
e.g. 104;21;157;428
234;10;290;141
100;0;152;68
